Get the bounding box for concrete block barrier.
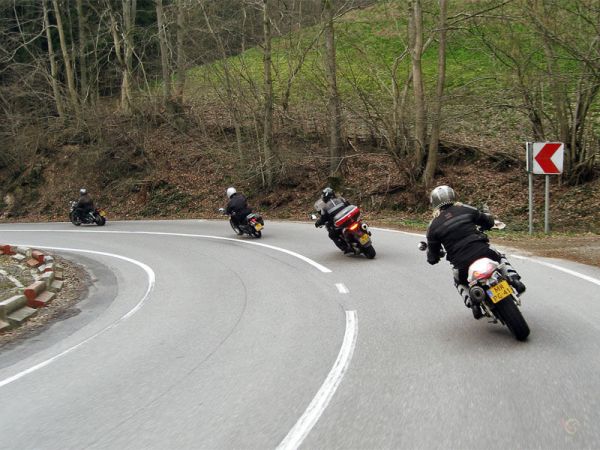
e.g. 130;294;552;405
24;281;46;303
40;271;55;288
11;254;26;262
31;250;45;263
28;291;55;308
16;247;32;258
27;258;42;268
0;295;27;321
1;245;15;255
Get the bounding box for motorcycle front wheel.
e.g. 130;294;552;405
362;244;376;259
70;212;82;226
230;220;244;236
494;296;530;341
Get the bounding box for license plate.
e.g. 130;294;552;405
359;233;369;245
99;210;106;217
254;223;263;231
487;280;512;304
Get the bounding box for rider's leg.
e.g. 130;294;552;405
454;267;483;320
489;248;526;294
328;228;351;253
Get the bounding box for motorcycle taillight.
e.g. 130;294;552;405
347;222;360;232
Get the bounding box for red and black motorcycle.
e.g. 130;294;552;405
315;205;376;259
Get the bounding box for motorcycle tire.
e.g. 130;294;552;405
70;213;82;226
230;221;244;236
362;244;376;259
96;216;106;226
494;296;530;341
252;230;262;238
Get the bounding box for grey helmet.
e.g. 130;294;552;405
430;185;457;209
79;188;87;195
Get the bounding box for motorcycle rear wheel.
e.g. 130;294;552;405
252;230;262;238
362;244;376;259
494;296;530;341
96;216;106;226
70;213;82;226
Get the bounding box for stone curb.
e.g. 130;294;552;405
0;244;65;332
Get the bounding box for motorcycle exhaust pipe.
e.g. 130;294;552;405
469;286;486;304
361;223;368;231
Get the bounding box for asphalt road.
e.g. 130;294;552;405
0;219;599;449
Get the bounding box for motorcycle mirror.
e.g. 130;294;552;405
309;214;318;221
218;208;225;213
418;241;428;251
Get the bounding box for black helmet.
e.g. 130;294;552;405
322;187;335;202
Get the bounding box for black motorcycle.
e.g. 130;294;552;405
419;221;530;341
219;208;264;238
69;201;107;226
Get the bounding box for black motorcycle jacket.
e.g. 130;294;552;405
315;196;348;227
226;193;252;217
76;193;94;210
426;203;495;267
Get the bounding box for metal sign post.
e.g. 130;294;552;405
526;142;534;235
526;141;564;235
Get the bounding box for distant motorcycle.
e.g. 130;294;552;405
69;201;106;226
219;208;264;238
419;220;530;341
313;204;376;259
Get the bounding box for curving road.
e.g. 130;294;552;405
1;220;599;449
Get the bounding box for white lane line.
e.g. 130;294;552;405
277;310;358;450
372;227;600;287
0;245;155;389
336;283;349;294
510;254;600;286
0;230;332;273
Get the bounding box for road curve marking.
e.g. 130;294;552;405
277;310;358;450
371;227;600;287
0;245;155;389
0;230;332;273
510;254;600;286
336;283;349;294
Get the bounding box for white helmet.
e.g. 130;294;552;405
430;185;457;209
79;188;87;195
226;187;237;199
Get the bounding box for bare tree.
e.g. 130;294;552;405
422;0;448;186
42;0;65;117
174;0;187;101
408;0;426;173
262;0;275;187
155;0;171;104
75;0;89;104
52;0;80;116
323;0;343;181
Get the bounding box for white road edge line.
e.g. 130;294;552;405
0;245;155;389
372;227;600;286
336;283;349;294
277;310;358;450
0;230;332;273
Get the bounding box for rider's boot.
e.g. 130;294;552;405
499;255;526;294
456;282;482;320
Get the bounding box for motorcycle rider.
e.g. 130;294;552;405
225;187;253;229
314;187;353;253
425;185;526;319
74;188;95;221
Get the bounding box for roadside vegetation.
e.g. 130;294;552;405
0;0;598;234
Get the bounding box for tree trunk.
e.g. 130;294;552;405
122;0;137;114
52;0;79;116
75;0;89;104
42;0;65;117
422;0;447;186
262;0;274;188
175;0;186;101
409;0;426;171
155;0;171;104
323;0;343;180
